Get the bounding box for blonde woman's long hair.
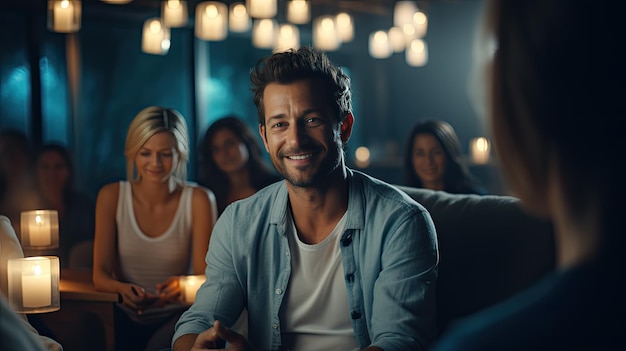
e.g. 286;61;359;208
124;106;189;183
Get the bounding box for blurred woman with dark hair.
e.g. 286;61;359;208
34;143;95;267
403;120;486;195
198;115;281;216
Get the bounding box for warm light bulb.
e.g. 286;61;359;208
61;0;69;9
322;17;334;31
233;3;246;16
206;4;218;17
150;20;161;33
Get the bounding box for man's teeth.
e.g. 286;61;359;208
289;154;312;160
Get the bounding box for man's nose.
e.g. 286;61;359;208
285;123;309;148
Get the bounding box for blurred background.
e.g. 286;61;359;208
0;0;507;199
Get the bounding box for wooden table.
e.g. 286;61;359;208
40;269;118;351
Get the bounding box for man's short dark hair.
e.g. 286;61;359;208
250;46;352;126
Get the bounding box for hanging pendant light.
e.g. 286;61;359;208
287;0;310;24
47;0;81;33
313;15;340;51
336;12;353;43
413;11;428;38
394;1;417;27
388;27;405;53
100;0;132;4
142;17;170;55
406;39;428;67
246;0;277;19
229;2;251;33
369;30;391;59
274;24;299;53
252;18;277;48
162;0;188;28
195;1;228;41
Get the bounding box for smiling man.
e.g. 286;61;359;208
172;46;439;351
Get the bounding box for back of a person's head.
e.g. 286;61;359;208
250;46;352;125
484;0;624;224
124;106;189;182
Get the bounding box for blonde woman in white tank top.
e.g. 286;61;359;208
93;106;217;351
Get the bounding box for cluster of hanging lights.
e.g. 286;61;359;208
47;0;427;66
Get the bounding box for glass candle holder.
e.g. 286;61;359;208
8;256;60;313
20;210;59;250
179;274;206;303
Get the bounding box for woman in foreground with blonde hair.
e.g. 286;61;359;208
93;106;217;351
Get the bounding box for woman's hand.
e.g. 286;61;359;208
118;283;158;313
156;276;182;303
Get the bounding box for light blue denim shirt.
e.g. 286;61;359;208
173;169;439;351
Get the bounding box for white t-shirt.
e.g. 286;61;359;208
280;210;359;351
116;181;193;289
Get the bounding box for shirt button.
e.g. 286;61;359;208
275;288;282;295
272;323;278;329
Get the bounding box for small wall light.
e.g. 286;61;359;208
355;146;371;168
470;137;491;164
8;256;60;314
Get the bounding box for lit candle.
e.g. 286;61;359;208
470;137;491;164
53;0;74;33
30;215;52;247
180;275;206;303
22;259;52;308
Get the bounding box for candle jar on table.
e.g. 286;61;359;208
20;210;59;251
179;274;206;303
7;256;60;313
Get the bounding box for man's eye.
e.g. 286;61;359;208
306;117;323;127
272;122;287;128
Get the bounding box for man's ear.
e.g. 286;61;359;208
259;124;270;152
340;112;354;143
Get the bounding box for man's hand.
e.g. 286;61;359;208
174;321;251;351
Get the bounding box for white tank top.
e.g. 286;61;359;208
280;210;358;351
116;181;193;289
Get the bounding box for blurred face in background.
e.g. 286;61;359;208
210;128;249;175
134;132;178;183
412;133;446;189
36;150;69;193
